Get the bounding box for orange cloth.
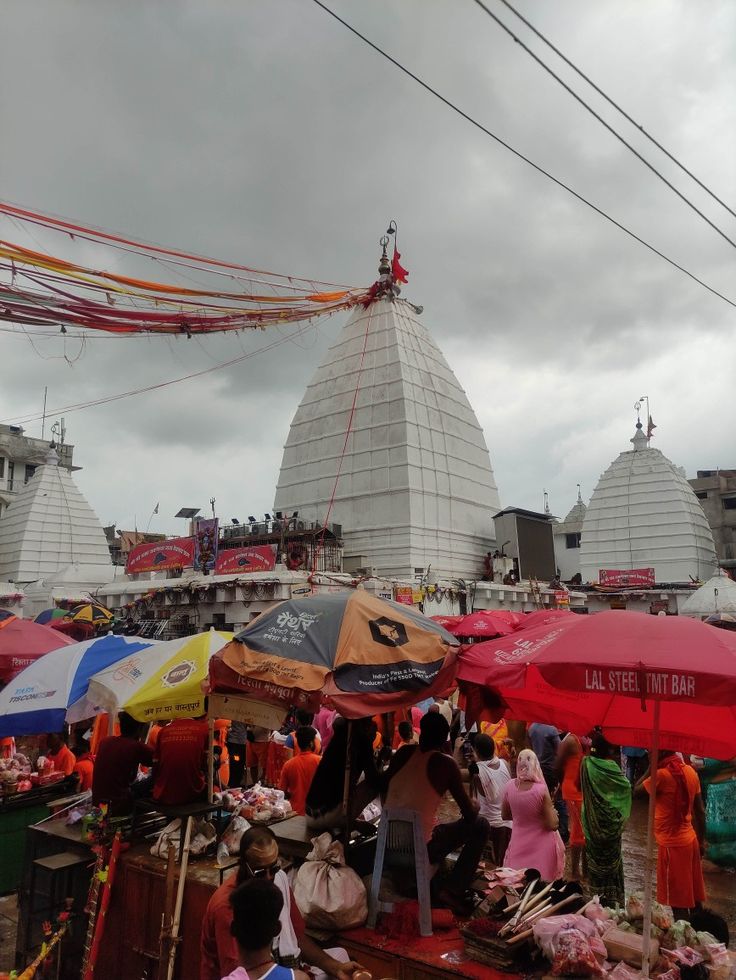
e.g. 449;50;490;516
73;753;95;792
214;719;230;787
562;753;583;804
656;836;706;909
246;741;269;768
264;743;290;788
481;719;510;759
48;744;76;776
0;737;15;759
90;714;119;754
280;751;321;815
567;799;585;848
644;764;701;847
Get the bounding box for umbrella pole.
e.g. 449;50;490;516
207;716;215;804
341;720;353;840
641;698;660;979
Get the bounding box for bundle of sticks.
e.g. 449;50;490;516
499;879;587;946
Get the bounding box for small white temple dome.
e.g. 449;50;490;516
580;422;717;584
0;450;113;584
680;569;736;618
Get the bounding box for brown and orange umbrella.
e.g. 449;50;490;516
208;590;459;718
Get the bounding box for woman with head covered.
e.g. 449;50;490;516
501;748;565;881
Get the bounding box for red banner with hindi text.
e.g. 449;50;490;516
599;568;655;588
125;537;195;574
214;545;277;575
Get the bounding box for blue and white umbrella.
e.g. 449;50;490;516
0;634;157;736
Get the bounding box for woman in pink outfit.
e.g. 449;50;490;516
501;749;565;881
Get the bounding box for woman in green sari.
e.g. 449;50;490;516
581;735;632;907
697;757;736;868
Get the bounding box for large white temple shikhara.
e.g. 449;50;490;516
274;249;501;581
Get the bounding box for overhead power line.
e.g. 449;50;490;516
310;0;736;311
493;0;736;223
470;0;736;251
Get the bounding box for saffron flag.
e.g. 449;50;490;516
647;415;656;439
392;246;408;284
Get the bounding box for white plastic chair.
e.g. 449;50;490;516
366;806;433;937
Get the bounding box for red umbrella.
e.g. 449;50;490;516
457;609;736;971
447;611;517;639
515;608;575;631
0;617;75;685
429;614;463;631
486;609;526;629
457;611;736;757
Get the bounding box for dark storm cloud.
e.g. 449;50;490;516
1;0;734;531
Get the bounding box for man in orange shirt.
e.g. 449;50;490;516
280;728;321;816
46;733;76;776
641;750;706;916
72;739;95;792
153;715;209;806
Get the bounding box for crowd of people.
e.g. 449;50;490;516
24;693;733;980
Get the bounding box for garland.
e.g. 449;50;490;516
0;200;371;336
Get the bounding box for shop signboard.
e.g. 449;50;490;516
125;537;195;574
209;693;286;730
599;568;655;588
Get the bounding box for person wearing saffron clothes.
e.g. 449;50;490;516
384;711;490;915
280;728;321;816
153;714;209;806
470;734;512;866
72;739;95;792
639;750;706;916
502;749;565;882
581;735;631;907
224;878;310;980
200;826;362;980
558;733;586;880
93;712;153;814
284;712;321;755
214;718;231;789
45;732;76;776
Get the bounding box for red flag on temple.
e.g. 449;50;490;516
392;246;408;283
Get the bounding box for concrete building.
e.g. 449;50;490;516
0;424;75;521
688;469;736;570
274;269;501;580
0;447;113;616
552;490;587;582
580;421;717;586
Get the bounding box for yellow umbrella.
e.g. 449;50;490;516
70;603;113;626
86;629;232;722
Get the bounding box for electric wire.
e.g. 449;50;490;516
310;0;736;311
470;0;736;250
0;323;322;427
493;0;736;222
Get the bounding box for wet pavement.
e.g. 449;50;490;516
623;796;735;928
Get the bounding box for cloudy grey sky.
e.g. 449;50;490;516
1;0;734;536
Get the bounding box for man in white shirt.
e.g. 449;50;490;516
469;734;513;866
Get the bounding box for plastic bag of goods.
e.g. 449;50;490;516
551;928;606;977
534;915;598;959
222;815;251;855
